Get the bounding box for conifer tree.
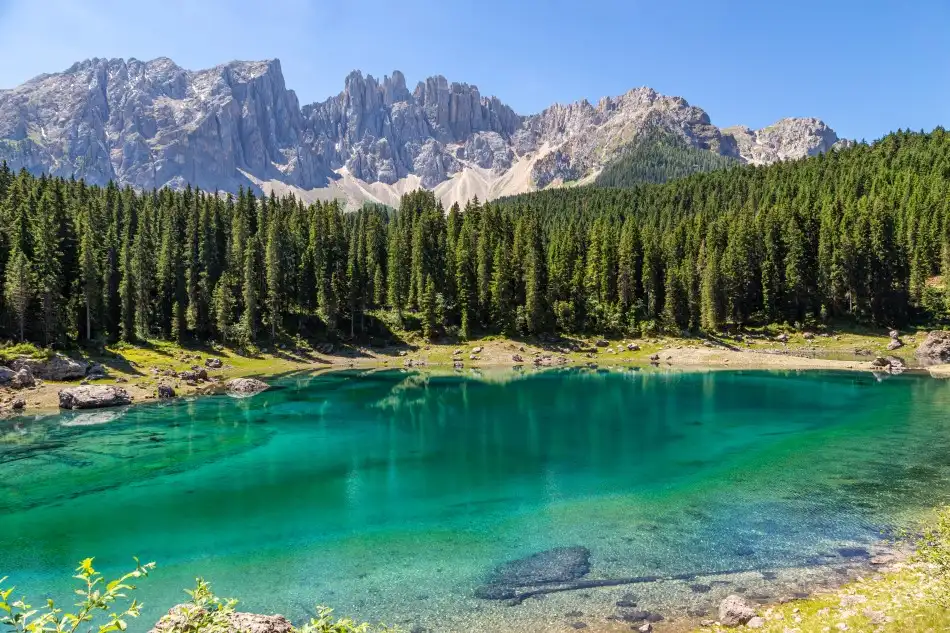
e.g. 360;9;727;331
4;247;32;341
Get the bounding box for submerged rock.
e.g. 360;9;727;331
475;546;591;599
226;378;269;396
58;385;132;410
488;546;591;586
719;594;756;627
13;353;88;381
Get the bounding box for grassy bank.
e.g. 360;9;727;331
0;325;934;414
696;509;950;633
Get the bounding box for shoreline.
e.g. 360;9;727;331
0;332;935;417
2;334;948;631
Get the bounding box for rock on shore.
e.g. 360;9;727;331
226;378;269;396
719;594;757;627
915;330;950;365
149;604;293;633
13;353;88;380
59;385;132;409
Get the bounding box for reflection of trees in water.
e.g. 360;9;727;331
0;399;274;513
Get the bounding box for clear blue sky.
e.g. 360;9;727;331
0;0;945;141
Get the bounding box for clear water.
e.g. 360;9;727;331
2;368;950;632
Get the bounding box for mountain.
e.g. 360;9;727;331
0;57;846;207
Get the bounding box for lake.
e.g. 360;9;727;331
2;368;950;632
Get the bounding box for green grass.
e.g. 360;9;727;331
0;341;52;363
699;508;950;632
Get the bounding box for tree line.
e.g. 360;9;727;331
0;127;948;347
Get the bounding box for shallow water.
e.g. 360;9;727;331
2;368;950;632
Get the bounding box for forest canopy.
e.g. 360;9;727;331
0;127;948;347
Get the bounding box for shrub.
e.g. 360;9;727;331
0;558;155;633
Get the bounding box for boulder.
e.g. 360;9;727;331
871;357;890;368
718;594;756;627
489;546;590;587
885;355;906;368
86;362;108;379
179;368;209;382
205;357;223;369
512;354;524;363
886;339;903;351
453;360;464;369
0;366;14;385
157;385;176;399
472;346;483;354
889;329;900;339
916;330;950;365
13;353;88;381
59;385;132;409
802;332;815;340
649;354;660;362
226;378;268;396
11;397;25;410
775;333;789;343
150;605;293;633
11;367;34;389
627;343;640;351
595;339;609;347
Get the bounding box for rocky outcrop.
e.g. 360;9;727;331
0;58;327;193
13;354;88;381
59;385;132;409
0;57;843;206
721;118;843;165
150;604;293;633
226;377;268;396
916;331;950;365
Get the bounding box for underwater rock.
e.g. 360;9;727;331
489;546;591;586
837;547;869;558
474;546;591;600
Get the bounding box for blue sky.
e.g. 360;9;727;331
0;0;945;141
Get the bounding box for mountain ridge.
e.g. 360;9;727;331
0;57;846;207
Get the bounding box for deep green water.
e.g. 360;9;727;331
2;368;950;631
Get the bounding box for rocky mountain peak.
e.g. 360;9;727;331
0;56;845;208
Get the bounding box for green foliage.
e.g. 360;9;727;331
0;128;949;345
298;607;398;633
150;579;237;633
916;506;950;608
0;341;50;362
0;558;155;633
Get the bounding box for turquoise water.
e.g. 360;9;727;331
2;368;950;632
